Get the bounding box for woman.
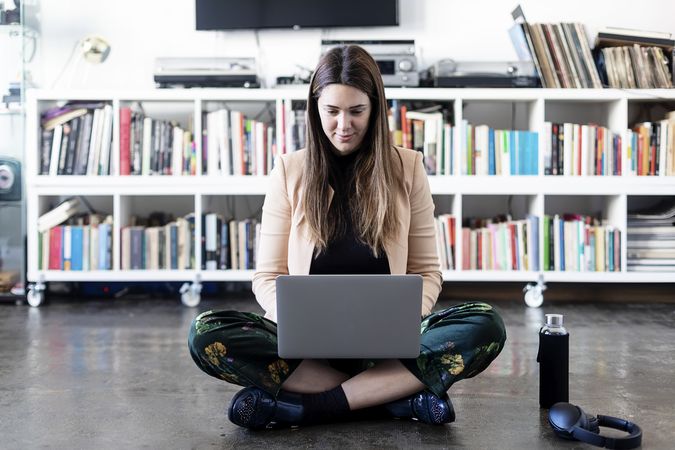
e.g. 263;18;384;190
188;45;506;430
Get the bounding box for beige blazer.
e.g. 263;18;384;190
252;147;442;322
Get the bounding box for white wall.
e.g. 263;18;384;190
29;0;675;89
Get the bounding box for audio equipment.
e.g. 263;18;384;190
154;57;260;88
0;157;21;201
548;402;642;449
321;40;419;87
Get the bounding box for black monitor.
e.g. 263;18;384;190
196;0;399;30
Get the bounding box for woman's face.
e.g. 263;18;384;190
317;83;372;156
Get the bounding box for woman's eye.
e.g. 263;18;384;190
351;110;364;115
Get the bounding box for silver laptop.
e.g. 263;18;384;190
276;274;422;359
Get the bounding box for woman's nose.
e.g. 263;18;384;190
336;112;350;130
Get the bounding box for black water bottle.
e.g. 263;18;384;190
537;313;569;409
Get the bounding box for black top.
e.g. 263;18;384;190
309;151;390;275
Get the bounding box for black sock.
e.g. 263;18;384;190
301;385;351;424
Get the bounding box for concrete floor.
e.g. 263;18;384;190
1;293;674;449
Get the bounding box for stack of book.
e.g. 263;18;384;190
543;214;621;272
119;106;196;176
594;28;674;89
511;18;603;88
461;122;538;175
203;108;276;176
461;214;540;271
627;200;675;272
202;213;260;270
435;214;456;270
38;206;114;271
39;102;114;175
388;101;454;175
544;122;623;176
120;213;195;270
279;101;307;155
625;112;675;176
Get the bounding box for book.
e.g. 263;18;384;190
38;198;81;233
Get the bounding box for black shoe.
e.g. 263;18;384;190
383;390;455;425
227;387;304;430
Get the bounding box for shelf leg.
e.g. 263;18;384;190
27;274;46;307
523;274;546;308
180;274;202;307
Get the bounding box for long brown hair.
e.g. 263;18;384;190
303;45;403;257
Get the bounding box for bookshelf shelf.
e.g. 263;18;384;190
25;88;675;307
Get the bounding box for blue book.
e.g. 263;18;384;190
530;131;539;175
71;226;84;271
608;229;614;272
98;223;111;270
488;128;495;175
510;132;517;175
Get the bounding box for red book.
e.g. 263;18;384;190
119;107;131;175
596;127;603;175
48;226;63;270
400;105;409;149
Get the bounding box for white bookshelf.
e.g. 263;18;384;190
25;88;675;306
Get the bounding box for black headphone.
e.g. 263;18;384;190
548;402;642;449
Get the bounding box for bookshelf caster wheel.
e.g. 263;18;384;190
523;275;546;308
180;281;201;307
27;286;45;307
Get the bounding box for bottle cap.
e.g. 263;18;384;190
545;314;564;327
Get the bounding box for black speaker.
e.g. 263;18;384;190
0;157;21;201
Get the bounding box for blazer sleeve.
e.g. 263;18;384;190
407;151;442;317
252;156;291;322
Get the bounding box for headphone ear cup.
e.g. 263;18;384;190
576;405;600;434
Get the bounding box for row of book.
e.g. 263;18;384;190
542;215;621;272
279;101;307;155
203;108;276;176
512;20;603;88
39;103;113;175
627;200;675;272
462;125;539;175
119;107;196;176
601;45;673;89
627;118;675;176
461;215;540;271
388;101;454;175
38;214;114;271
202;214;260;271
544;122;623;176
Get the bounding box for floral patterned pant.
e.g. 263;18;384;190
188;302;506;398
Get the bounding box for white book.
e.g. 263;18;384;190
91;107;105;175
543;122;552;175
217;108;231;176
99;104;113;175
230;111;244;175
267;126;275;174
85;109;100;175
121;226;131;271
659;119;668;176
37;198;81;233
172;126;183;176
205;213;218;271
435;219;446;270
40;230;50;270
206;111;219;175
89;226;99;271
256;121;265;176
63;225;72;270
229;219;238;270
460;120;468;175
238;221;247;270
48;124;63;176
141;117;152;176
